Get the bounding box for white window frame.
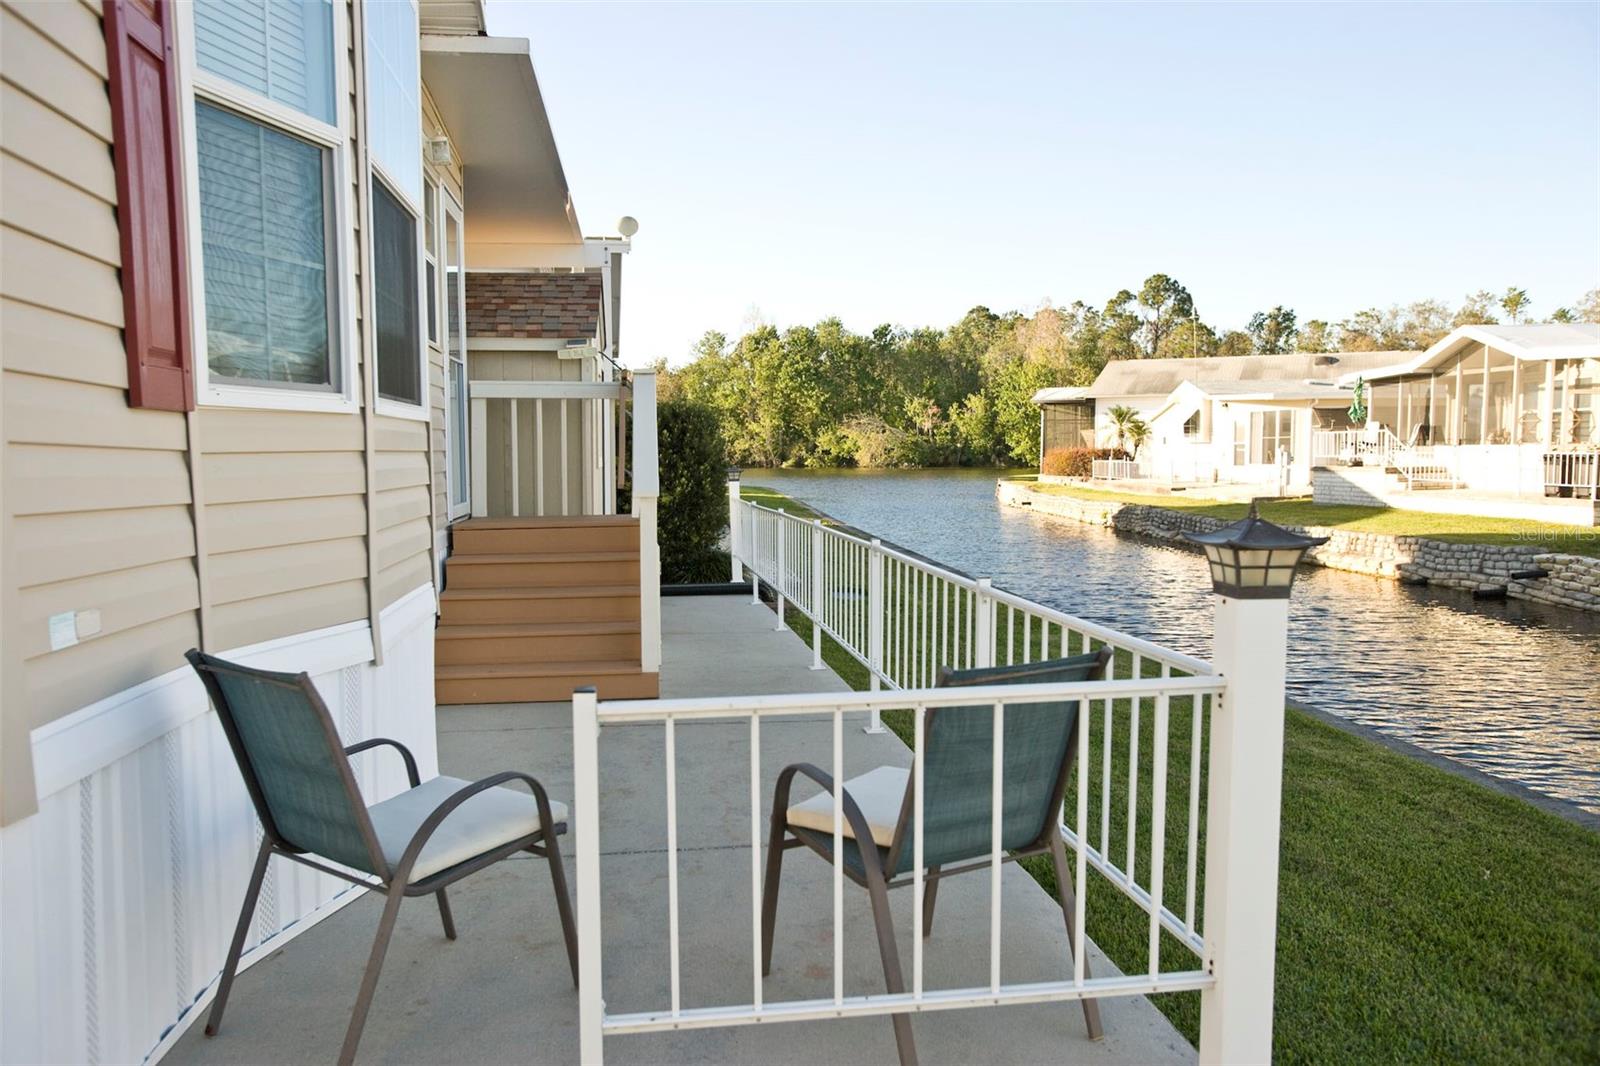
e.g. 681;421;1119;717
364;0;427;421
423;176;440;351
173;0;359;415
443;192;471;519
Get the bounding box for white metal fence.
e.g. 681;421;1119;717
566;491;1267;1063
1544;450;1600;498
572;674;1223;1058
1090;457;1146;481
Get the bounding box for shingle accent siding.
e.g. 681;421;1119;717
466;272;601;340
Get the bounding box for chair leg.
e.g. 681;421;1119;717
921;866;940;938
435;888;457;941
338;883;406;1066
542;837;580;988
759;816;788;976
205;839;273;1038
1049;833;1104;1041
864;860;918;1066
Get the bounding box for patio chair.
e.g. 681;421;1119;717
186;649;578;1066
760;648;1111;1066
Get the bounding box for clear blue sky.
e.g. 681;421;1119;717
489;1;1600;365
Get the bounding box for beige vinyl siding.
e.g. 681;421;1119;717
372;415;432;608
1;1;199;731
198;409;371;650
421;85;461;537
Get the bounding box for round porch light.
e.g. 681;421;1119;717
1183;500;1327;599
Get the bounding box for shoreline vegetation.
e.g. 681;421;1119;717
741;483;1600;1063
1004;477;1600;559
658;282;1600;472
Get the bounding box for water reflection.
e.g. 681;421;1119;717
748;468;1600;814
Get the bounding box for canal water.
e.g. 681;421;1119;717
745;468;1600;816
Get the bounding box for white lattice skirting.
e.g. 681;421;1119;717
0;584;438;1066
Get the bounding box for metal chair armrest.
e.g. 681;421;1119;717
771;762;883;864
344;738;421;788
390;771;562;886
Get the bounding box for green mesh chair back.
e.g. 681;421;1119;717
892;649;1109;874
187;650;383;877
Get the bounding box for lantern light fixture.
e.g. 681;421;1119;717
1183;499;1327;599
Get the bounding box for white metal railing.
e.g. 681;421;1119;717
1544;450;1600;498
1091;457;1146;481
631;371;662;673
569;483;1292;1064
468;378;626;518
572;673;1223;1058
729;496;1212;734
1312;428;1460;488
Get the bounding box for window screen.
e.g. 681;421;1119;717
196;103;334;387
373;180;421;404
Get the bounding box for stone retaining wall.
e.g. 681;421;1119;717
995;480;1600;613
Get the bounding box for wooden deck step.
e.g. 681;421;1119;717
436;621;641;666
452;516;639;555
436;660;660;704
438;584;640;624
444;551;639;588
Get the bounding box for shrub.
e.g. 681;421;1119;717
1040;446;1128;478
657;398;729;583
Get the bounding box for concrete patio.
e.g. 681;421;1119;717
166;594;1194;1065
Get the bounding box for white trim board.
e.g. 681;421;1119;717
29;583;437;802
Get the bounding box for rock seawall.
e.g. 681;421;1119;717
996;480;1600;613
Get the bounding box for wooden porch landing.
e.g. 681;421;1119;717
435;516;659;703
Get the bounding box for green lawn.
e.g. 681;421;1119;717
750;485;1600;1063
1009;479;1600;558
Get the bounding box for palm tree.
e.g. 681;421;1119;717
1125;417;1152;458
1105;404;1142;455
1501;287;1531;324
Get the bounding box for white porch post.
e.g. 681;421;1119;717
728;474;743;582
470;394;488;517
631;370;661;675
974;577;995;669
572;687;604;1064
810;520;825;670
864;538;886;733
1197;591;1290;1064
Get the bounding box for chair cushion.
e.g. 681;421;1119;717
367;776;566;883
786;765;907;848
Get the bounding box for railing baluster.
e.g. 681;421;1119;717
990;699;1005;994
913;702;926;999
833;707;844;1006
534;399;545;515
1074;698;1090;986
1101;696;1112;863
560;399;570;516
1186;693;1203;933
1127;691;1141;886
665;717;681;1017
1149;693;1169;978
750;713;762;1010
1022;611;1032;665
509;398;521;517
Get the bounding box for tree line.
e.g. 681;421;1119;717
656;279;1600;469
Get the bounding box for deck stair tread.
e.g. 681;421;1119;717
436;621;640;639
438;659;645;679
446;551;639;565
454;516;638;529
440;584;638;601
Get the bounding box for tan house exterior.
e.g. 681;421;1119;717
0;2;641;1061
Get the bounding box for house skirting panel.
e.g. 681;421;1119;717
0;583;438;1066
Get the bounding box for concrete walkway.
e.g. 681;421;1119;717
167;595;1194;1065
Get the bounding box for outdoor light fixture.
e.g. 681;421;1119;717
726;465;742;483
1183;500;1327;599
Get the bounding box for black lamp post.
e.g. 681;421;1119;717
1183;500;1327;599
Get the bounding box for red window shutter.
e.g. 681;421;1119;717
103;0;193;411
